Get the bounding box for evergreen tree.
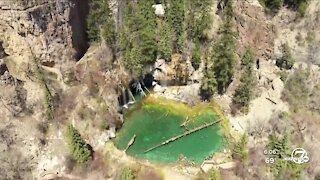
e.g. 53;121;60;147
186;0;213;70
186;0;213;41
232;134;249;164
200;51;217;100
211;0;236;94
264;0;283;13
232;48;257;113
87;0;115;45
191;40;201;70
167;0;186;52
119;0;157;77
200;0;237;99
259;0;309;15
157;18;174;60
200;0;236;99
66;125;92;165
201;65;218;100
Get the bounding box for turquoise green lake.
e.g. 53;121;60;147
114;97;224;164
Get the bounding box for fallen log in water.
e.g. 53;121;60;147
124;134;136;152
144;120;221;153
180;116;189;127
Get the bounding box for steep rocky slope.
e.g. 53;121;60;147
0;0;319;179
0;1;120;179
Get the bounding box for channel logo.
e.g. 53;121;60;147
284;148;309;164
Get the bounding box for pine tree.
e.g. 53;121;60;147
232;48;257;113
167;0;186;52
186;0;213;41
191;40;201;70
186;0;213;70
66;125;92;165
232;134;249;164
157;18;174;60
201;66;218;100
212;0;236;94
120;0;157;77
87;0;115;45
200;51;217;100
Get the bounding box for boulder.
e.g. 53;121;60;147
152;4;165;16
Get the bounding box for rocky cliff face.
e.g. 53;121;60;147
235;0;275;59
0;0;89;68
0;1;95;178
0;0;319;179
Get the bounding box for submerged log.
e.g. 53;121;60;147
144;120;221;153
124;134;136;152
180;116;189;127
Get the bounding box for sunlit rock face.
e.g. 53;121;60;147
0;0;89;67
153;54;195;86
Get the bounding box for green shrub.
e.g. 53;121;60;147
191;40;201;70
285;0;309;16
66;125;92;165
276;43;295;70
297;1;308;16
282;68;310;112
259;0;283;13
305;31;315;43
259;0;309;15
99;120;109;130
120;167;134;180
208;168;221;180
277;70;289;82
232;134;249;165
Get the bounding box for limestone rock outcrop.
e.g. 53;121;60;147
0;0;89;69
234;0;275;59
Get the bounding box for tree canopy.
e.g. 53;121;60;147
259;0;309;15
232;48;257;113
200;0;236;99
66;125;92;165
166;0;186;52
212;0;236;94
87;0;115;44
119;0;157;77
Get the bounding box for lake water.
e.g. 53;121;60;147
114;97;224;164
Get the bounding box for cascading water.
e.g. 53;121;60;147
135;81;147;97
128;89;136;105
122;87;129;109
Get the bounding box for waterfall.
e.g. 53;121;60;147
128;89;136;105
122;87;129;109
136;81;147;97
121;87;136;109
